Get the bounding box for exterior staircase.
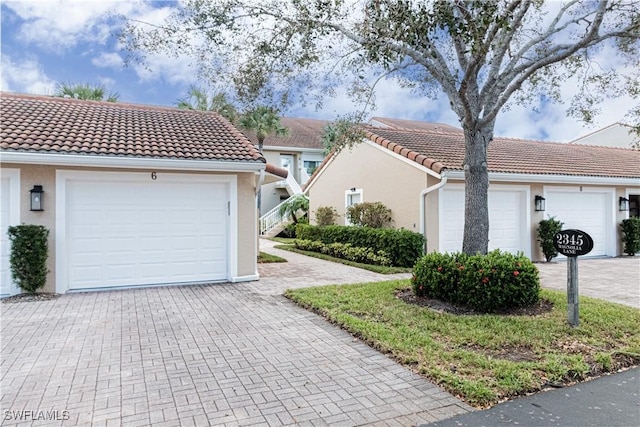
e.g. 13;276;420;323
259;173;306;236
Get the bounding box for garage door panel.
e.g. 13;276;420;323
545;191;609;257
441;188;525;255
65;175;230;290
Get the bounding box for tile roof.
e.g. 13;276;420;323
369;117;462;133
1;92;265;164
243;117;328;150
365;126;640;178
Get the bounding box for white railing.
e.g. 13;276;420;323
299;167;311;185
260;194;296;235
259;173;306;235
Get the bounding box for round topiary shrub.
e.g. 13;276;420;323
412;250;540;313
7;224;50;294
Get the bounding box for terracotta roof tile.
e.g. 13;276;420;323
244;117;328;149
365;126;640;178
1;92;265;164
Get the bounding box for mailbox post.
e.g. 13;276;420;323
553;229;594;327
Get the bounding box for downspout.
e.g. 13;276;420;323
419;172;448;252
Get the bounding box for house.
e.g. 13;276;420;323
305;123;640;261
0;92;288;297
571;122;638;149
243;117;328;215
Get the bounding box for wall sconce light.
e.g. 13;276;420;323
619;197;630;212
30;185;44;211
534;195;545;212
350;187;356;192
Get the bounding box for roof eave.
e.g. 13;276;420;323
0;151;266;173
445;170;640;186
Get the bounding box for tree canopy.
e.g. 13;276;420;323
120;0;640;254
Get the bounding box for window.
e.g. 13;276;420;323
344;188;363;225
303;160;321;175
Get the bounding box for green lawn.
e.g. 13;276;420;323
268;237;296;245
257;251;287;263
274;245;412;274
285;280;640;408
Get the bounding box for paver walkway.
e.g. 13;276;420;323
0;241;468;427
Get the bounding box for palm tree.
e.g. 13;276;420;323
177;85;238;122
239;106;290;216
238;106;289;153
278;195;309;225
54;82;119;102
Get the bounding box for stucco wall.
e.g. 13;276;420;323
308;141;430;232
2;163;259;293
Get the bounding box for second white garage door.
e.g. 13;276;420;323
440;186;529;256
60;172;231;291
545;189;613;257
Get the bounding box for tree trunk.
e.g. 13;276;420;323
462;126;491;255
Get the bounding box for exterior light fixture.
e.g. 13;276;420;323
534;195;545;212
350;187;356;192
619;197;630;212
30;185;44;211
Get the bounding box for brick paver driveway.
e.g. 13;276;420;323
1;241;470;427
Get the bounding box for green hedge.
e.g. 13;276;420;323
294;239;391;266
412;250;540;313
621;217;640;256
7;224;49;294
295;224;424;267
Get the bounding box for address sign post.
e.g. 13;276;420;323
553;229;594;327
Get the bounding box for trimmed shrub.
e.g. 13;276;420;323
314;206;339;226
7;225;49;294
412;250;540;313
346;202;393;228
621;217;640;256
537;217;564;262
295;224;424;267
294;239;392;266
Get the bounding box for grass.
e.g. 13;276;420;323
268;237;296;245
274;245;413;274
285;280;640;408
257;251;287;263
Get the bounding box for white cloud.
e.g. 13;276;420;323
92;52;124;69
4;1;148;51
0;55;56;95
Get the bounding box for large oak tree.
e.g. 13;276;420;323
119;0;639;254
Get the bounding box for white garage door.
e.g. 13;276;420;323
545;190;611;257
64;173;230;290
1;170;20;297
440;187;528;255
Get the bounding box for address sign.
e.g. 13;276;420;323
553;229;594;257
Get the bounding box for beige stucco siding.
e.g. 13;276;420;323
2;164;258;293
308;141;430;232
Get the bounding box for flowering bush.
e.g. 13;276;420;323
412;250;540;312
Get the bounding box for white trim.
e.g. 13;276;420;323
1;168;21;297
445;170;639;186
263;146;325;154
364;139;442;179
231;274;259;283
344;188;363;226
2;152;265;173
56;170;238;293
438;183;531;257
543;186;616;257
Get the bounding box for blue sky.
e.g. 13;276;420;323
1;1;634;142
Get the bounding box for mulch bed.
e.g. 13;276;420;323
2;293;60;303
395;288;554;316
